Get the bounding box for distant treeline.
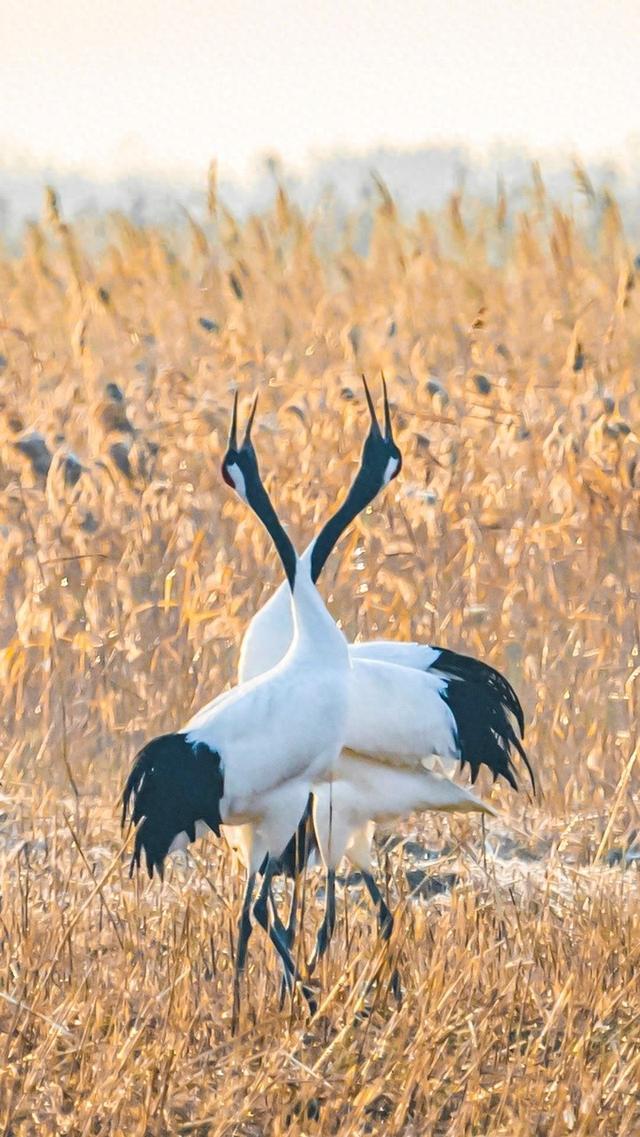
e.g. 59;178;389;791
1;143;639;247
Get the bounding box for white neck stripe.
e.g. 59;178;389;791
227;462;247;500
383;457;399;485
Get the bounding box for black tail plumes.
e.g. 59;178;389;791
431;647;526;738
432;649;535;793
121;733;224;879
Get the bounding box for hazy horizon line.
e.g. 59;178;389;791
2;134;640;186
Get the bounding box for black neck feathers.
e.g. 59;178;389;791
246;475;297;591
310;464;380;583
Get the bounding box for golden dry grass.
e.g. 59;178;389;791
1;172;640;1135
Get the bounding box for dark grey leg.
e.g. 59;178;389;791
362;871;394;939
362;870;402;1004
308;868;336;973
232;872;257;1033
283;872;301;947
270;877;301;1009
254;858;317;1014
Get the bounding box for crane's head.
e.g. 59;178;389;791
221;391;261;503
359;374;402;488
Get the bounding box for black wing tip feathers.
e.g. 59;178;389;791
434;647;535;795
514;734;537;796
457;708;535;796
432;646;526;739
120;732;224;881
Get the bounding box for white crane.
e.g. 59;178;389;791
230;381;534;973
121;389;400;1020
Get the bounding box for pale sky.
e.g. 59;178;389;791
2;0;639;178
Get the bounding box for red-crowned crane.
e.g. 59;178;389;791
229;380;534;975
121;388;401;1021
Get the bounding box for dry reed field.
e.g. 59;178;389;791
1;169;640;1135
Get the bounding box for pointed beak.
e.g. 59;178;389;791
362;374;382;437
242;392;259;448
228;390;239;449
381;372;393;441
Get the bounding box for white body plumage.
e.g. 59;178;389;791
239;552;464;774
174;569;350;873
227;547;496;875
313;753;495;871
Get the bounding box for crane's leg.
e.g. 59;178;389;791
362;870;402;1004
308;867;336;973
265;878;298;1010
275;801;312;950
254;858;317;1014
232;872;257;1034
266;881;290;944
271;873;304;1008
282;867;302;947
271;808;313;1006
265;853;304;949
362;871;394;939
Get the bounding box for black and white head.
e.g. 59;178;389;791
359;374;402;490
221;391;261;503
221;389;298;589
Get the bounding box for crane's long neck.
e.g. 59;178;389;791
290;463;382;664
238;461;383;680
309;464;380;582
246;478;297;591
245;473;348;667
289;563;348;663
